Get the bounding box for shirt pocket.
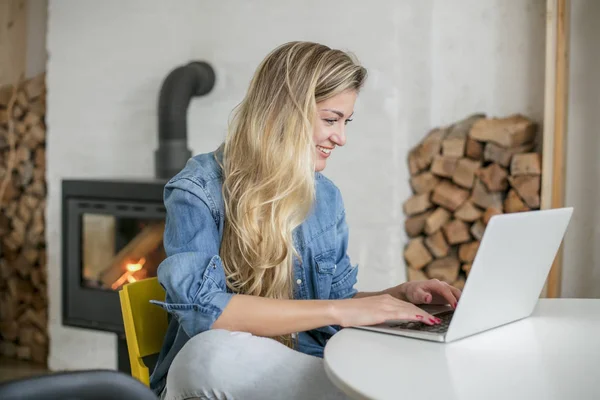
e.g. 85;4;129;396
313;250;337;299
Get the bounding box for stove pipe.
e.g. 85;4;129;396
155;61;215;180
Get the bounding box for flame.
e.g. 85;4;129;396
126;258;146;273
111;258;147;290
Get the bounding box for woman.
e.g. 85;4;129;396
150;41;461;400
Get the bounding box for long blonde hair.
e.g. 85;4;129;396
219;41;366;345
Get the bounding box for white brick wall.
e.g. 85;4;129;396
46;0;546;370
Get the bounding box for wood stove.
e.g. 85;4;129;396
61;178;167;371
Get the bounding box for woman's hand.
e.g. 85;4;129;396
396;279;462;308
332;294;442;328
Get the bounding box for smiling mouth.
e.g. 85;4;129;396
317;145;333;155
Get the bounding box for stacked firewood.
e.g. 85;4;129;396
403;114;541;290
0;74;48;364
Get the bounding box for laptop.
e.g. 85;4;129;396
353;207;573;342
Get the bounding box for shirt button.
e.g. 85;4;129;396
296;279;302;285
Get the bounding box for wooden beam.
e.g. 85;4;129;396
98;222;166;288
0;0;28;87
542;0;570;298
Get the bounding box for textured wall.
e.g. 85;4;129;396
562;0;600;298
46;0;546;370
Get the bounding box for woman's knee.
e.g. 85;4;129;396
165;329;268;398
168;331;247;383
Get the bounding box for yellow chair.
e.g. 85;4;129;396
119;277;168;386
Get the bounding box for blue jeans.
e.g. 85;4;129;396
160;329;349;400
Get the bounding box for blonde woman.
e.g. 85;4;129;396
151;41;461;400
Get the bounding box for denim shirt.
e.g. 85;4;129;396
148;151;359;395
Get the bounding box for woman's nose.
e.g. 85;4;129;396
332;126;346;147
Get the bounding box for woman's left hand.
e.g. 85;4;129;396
394;279;462;309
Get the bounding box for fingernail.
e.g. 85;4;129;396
429;318;436;324
436;318;441;323
416;315;423;320
453;302;457;308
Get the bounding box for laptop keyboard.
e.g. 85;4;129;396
388;310;454;333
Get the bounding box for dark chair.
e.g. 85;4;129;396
0;369;158;400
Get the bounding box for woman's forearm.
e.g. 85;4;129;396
212;294;339;337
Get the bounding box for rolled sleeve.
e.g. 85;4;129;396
150;177;234;337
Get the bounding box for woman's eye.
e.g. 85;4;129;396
344;119;353;125
324;119;337;125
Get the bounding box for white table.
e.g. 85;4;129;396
324;299;600;400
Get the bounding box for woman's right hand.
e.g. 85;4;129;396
332;294;441;327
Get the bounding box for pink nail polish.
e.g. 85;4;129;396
436;318;441;323
416;315;423;320
429;318;436;324
454;302;458;308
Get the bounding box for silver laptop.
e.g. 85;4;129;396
353;207;573;342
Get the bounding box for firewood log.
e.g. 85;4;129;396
470;179;503;210
469;115;537;148
15;122;27;137
13;105;24;119
508;175;541;208
407;267;428;282
424;230;450;258
483;142;535;167
441;114;485;158
442;138;465;158
442;219;471;245
408;128;446;175
477;163;508;192
18;325;35;346
13;252;34;279
431;155;458;178
424;207;451;235
470;220;486;241
482;207;502;225
0;85;12;107
30;341;47;364
16;90;28;109
404;237;433;270
0;321;18;341
0;109;8;125
459;241;480;263
18;309;46;331
431;181;469;212
452;158;481;189
405;211;432;238
504;189;530;213
465;138;484;160
511;153;541;176
403;193;433;216
447;114;486;138
23;112;40;128
410;172;439;194
16;346;31;361
426;255;460;284
0;341;17;358
454;201;483;222
28;124;45;145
